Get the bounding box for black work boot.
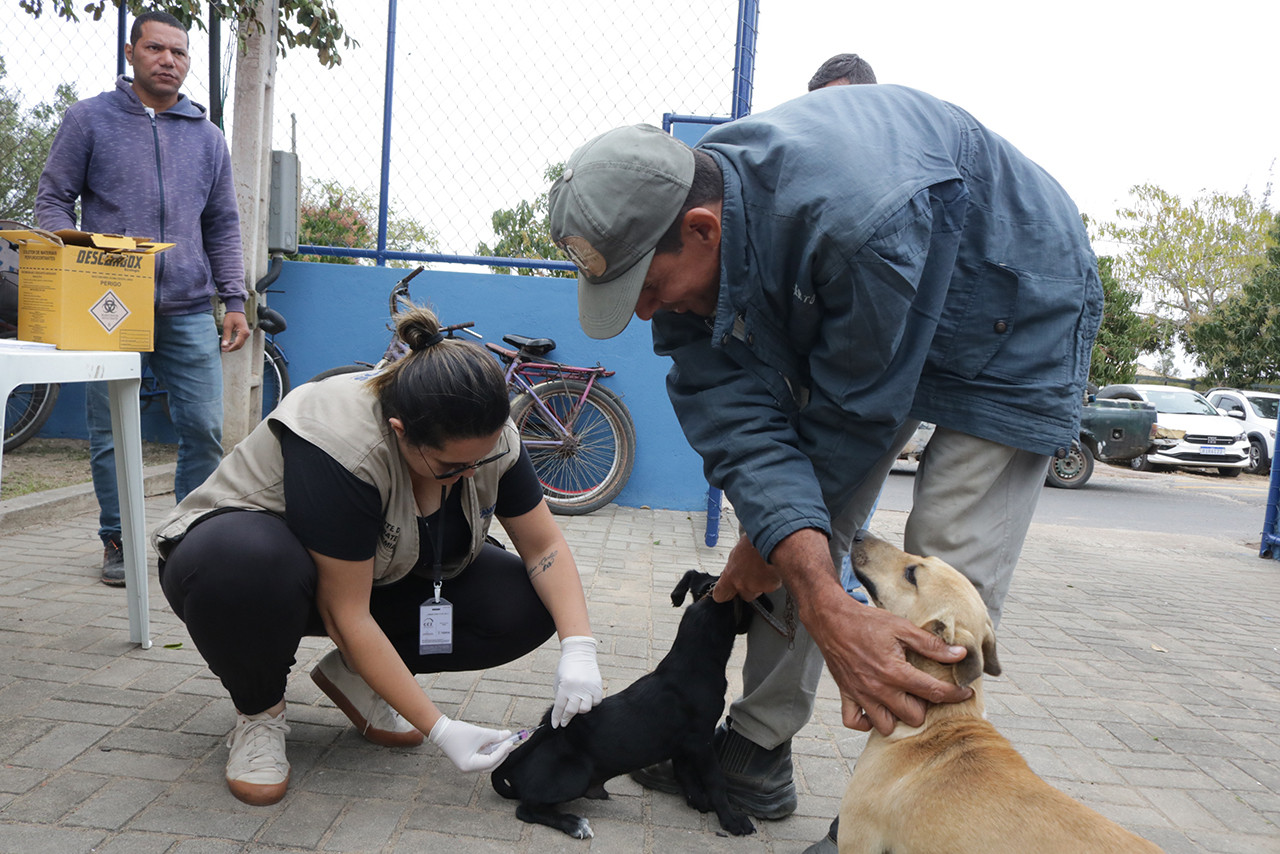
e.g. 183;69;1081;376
100;537;125;587
801;816;839;853
630;717;797;819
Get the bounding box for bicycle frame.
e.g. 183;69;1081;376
484;341;611;453
375;265;636;515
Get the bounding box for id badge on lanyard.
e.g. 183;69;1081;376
419;485;454;655
419;586;453;655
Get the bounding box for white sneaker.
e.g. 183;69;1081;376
311;649;424;747
225;709;291;805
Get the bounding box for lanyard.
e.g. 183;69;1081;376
430;484;446;603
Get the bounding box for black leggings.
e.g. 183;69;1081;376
159;510;556;715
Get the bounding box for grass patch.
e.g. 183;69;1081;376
1;438;176;501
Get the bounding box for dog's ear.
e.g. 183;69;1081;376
980;616;1001;677
670;570;697;607
672;571;719;605
927;619;987;688
951;629;986;688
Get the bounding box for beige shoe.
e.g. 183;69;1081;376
225;709;290;805
311;649;424;747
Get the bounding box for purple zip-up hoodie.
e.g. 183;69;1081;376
35;75;247;317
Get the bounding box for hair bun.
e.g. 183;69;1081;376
396;307;445;351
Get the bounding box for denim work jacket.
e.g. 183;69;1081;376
653;85;1103;560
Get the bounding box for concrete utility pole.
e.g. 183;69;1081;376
224;0;280;451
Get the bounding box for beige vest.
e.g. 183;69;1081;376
152;371;521;585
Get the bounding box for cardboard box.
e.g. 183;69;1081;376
0;228;172;352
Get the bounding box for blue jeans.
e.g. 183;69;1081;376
88;311;224;543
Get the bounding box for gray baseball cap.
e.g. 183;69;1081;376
548;124;695;339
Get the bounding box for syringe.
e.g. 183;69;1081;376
479;725;540;755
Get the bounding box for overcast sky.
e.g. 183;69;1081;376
749;1;1278;230
5;0;1275;247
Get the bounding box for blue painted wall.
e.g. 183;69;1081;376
36;262;711;511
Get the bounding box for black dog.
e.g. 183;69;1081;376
491;570;756;839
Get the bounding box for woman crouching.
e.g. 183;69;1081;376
153;305;603;805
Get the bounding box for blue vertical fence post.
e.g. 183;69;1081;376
116;4;127;77
731;0;760;120
705;0;760;549
1260;406;1280;559
376;0;399;267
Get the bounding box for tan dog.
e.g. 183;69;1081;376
838;533;1163;854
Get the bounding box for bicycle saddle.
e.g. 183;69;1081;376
503;334;556;356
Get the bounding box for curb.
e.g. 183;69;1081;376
0;463;177;536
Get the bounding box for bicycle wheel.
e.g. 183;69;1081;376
4;380;60;452
510;379;636;515
307;363;373;383
261;339;291;417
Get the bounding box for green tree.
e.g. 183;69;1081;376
476;163;574;278
289;178;438;269
18;0;357;68
1088;255;1148;387
1190;212;1280;387
1096;183;1274;347
0;57;77;223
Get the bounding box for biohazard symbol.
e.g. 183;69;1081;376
89;289;131;333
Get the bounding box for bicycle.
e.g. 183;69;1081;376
312;266;636;515
2;328;61;452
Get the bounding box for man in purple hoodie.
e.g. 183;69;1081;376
36;10;249;586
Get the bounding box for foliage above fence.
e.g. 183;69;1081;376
0;56;78;224
18;0;356;67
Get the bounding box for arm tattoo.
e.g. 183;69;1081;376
528;549;558;580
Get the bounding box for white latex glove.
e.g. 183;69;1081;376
428;715;514;772
552;635;603;728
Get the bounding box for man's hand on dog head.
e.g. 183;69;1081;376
815;592;973;735
748;528;972;737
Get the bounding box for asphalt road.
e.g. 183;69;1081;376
877;459;1271;548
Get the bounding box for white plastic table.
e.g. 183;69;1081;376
0;340;151;648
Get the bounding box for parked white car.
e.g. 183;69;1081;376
1205;388;1279;475
1095;384;1249;477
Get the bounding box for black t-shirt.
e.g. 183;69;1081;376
279;428;543;566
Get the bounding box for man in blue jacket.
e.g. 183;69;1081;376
36;10;248;586
549;84;1101;846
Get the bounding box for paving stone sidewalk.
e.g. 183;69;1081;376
0;481;1276;853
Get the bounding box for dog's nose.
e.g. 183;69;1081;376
853;529;869;544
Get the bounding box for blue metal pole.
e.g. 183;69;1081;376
294;245;576;270
731;0;760;119
660;113;732;133
1261;406;1280;559
705;488;723;547
704;0;761;548
116;4;127;77
376;0;398;267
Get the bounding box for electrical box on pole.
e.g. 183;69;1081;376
268;151;300;255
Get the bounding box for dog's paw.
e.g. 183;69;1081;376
571;817;594;839
684;791;713;813
719;811;755;836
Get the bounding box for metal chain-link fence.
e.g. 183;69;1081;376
1;0;752;269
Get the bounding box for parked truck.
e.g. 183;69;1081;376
1045;397;1163;489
